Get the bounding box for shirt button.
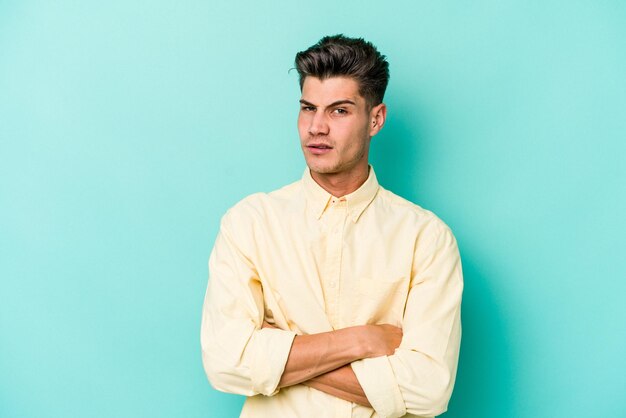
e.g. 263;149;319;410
329;281;336;288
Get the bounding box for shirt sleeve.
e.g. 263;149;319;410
351;219;463;417
200;209;297;397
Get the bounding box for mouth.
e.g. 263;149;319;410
306;143;333;155
306;142;333;150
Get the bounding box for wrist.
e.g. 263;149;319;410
349;325;372;359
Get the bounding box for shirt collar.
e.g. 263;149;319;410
302;166;380;223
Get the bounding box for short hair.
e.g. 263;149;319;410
294;34;390;107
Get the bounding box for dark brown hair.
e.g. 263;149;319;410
294;34;390;107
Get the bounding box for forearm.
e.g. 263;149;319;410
277;326;365;387
302;364;371;407
270;321;402;389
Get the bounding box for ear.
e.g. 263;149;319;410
368;103;387;137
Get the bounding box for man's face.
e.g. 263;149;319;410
298;76;384;178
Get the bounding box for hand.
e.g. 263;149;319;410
262;321;277;329
360;324;403;358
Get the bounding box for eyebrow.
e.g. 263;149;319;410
299;99;357;107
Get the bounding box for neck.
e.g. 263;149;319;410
310;164;370;198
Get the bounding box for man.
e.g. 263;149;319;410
201;35;463;418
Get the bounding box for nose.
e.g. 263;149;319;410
308;112;329;136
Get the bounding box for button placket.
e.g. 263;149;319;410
332;201;348;329
322;200;347;329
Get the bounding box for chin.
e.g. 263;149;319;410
305;159;334;174
308;166;338;175
308;164;328;174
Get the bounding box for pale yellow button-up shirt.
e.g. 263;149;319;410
201;167;463;418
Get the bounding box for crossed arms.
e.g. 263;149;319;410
265;321;403;407
201;211;463;417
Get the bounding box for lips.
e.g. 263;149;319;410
306;142;333;149
306;143;333;155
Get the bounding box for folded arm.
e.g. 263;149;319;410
201;213;299;397
273;321;402;387
302;364;371;407
262;321;400;407
350;221;464;417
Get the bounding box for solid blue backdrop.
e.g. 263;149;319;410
1;1;624;417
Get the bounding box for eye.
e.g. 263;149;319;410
300;105;316;112
333;108;348;115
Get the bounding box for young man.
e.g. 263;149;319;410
201;35;463;418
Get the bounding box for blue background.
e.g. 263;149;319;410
1;1;625;417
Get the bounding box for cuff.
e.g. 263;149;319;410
351;356;406;418
250;328;297;396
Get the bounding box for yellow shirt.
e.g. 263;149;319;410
201;167;463;418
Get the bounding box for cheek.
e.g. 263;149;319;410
343;126;370;157
345;125;368;148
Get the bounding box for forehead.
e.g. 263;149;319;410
301;76;365;105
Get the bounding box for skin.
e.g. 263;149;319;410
298;76;387;197
267;321;402;407
302;365;371;406
270;76;401;407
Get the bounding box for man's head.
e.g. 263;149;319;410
296;35;389;185
295;34;389;108
295;35;390;183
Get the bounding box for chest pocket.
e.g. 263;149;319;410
354;275;408;326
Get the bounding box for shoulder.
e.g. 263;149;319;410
221;179;303;228
377;187;453;235
376;189;460;273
